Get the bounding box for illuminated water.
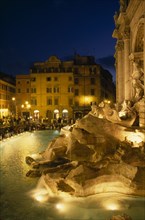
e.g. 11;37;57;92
0;130;144;220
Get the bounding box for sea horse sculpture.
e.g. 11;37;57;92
90;100;137;127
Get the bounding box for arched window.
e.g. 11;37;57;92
54;109;59;119
62;109;68;119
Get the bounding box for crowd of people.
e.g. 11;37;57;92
0;116;74;141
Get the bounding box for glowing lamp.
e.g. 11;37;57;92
56;203;65;212
126;133;143;147
33;189;49;203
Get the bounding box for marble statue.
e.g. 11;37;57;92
131;61;144;102
120;0;126;12
90;100;136;127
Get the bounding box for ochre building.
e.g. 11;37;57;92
16;55;115;122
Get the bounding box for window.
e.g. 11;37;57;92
74;89;79;96
54;98;59;105
54;68;58;72
47;97;52;105
31;98;37;105
27;81;30;84
31;88;36;93
68;86;73;93
46;87;52;93
69;98;73;106
90;78;96;85
89;67;96;75
74;68;78;74
46;77;51;81
91;89;95;96
68;76;72;81
74;78;79;84
54;77;58;81
67;67;72;72
74;101;79;106
31;77;36;82
54;87;59;93
18;88;21;93
26;88;29;93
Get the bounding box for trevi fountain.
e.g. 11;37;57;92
25;96;145;220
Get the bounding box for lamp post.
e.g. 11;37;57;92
12;97;18;119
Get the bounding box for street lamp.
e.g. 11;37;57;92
12;97;18;118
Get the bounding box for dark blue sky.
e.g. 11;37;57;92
0;0;119;80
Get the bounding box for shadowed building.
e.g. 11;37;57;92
0;73;16;119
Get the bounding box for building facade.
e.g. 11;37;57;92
113;0;145;127
0;73;16;119
16;55;115;122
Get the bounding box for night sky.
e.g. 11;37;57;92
0;0;119;80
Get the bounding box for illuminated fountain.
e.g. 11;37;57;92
26;100;145;220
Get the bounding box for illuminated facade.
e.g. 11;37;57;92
113;0;145;127
0;73;16;118
16;55;115;121
16;74;31;118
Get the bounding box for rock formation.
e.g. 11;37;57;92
26;112;145;197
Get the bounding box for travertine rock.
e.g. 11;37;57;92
26;113;145;197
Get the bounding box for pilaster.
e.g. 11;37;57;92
116;40;124;103
123;27;131;101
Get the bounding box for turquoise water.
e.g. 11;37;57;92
0;130;144;220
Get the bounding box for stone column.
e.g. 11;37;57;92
140;12;145;128
123;27;131;101
144;10;145;97
116;40;124;103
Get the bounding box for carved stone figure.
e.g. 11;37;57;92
90;100;137;126
119;100;133;119
120;0;126;12
114;11;119;27
131;61;144;102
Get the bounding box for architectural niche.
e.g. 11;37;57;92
113;0;145;127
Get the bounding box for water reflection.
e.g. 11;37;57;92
0;130;144;220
